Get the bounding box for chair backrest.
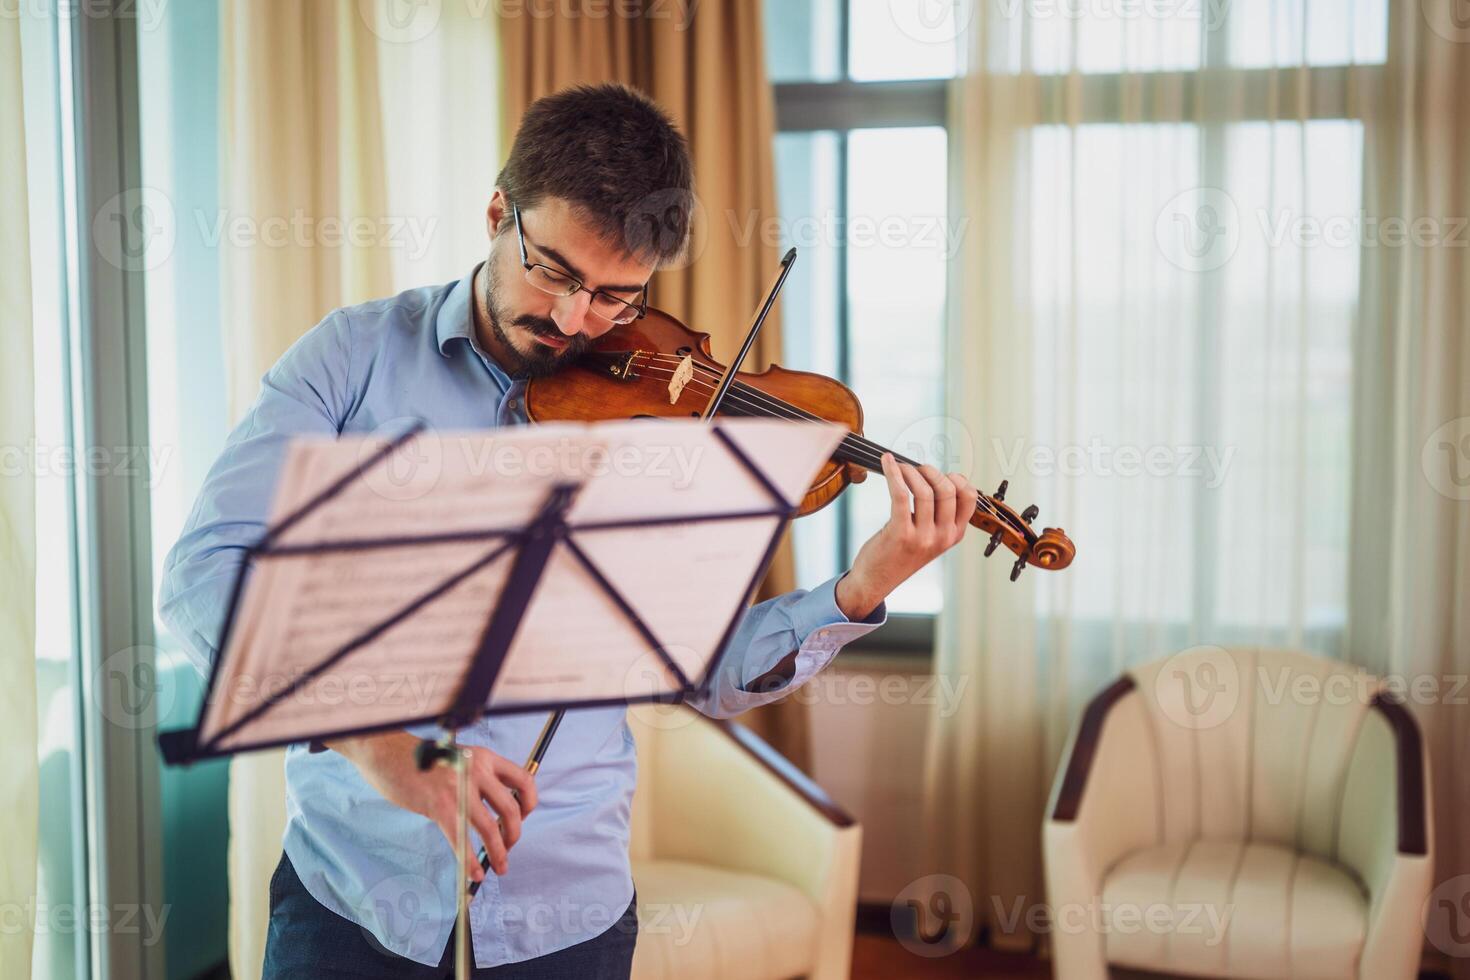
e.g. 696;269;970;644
1127;646;1379;861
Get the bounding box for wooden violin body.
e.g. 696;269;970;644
526;308;862;517
526;307;1075;579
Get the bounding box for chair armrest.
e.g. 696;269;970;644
637;707;857;901
1044;677;1162;980
1045;677;1162;882
1338;694;1434;979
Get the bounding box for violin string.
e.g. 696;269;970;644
632;352;904;465
630;352;912;466
629;355;892;463
637;359;1017;531
624;352;1015;528
626;353;1014;527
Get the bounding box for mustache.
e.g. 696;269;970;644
516;315;589;352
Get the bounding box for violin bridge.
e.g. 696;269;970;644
667;353;694;404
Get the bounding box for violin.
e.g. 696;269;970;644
525;307;1075;580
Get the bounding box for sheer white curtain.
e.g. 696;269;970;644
220;3;500;975
925;0;1469;964
0;10;38;978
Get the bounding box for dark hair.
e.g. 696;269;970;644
495;83;694;265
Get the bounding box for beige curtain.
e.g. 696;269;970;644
499;1;809;765
0;12;38;978
1361;10;1470;977
926;1;1470;964
220;0;393;407
220;3;499;975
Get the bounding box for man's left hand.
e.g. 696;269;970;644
834;453;978;621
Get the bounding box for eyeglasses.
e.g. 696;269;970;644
512;203;647;325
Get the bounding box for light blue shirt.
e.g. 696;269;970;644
157;266;886;968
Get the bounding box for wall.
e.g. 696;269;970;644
807;653;940;903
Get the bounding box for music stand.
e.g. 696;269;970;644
159;416;846;976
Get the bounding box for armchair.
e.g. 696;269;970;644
1044;647;1433;979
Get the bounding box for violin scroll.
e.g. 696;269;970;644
967;480;1075;579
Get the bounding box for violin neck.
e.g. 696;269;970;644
832;436;919;473
833;435;996;528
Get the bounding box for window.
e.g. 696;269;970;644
137;5;234;975
24;8;88;976
766;0;957;629
769;1;1387;648
1022;2;1387;659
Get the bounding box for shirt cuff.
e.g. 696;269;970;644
742;572;888;689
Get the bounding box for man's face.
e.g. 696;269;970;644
481;193;655;378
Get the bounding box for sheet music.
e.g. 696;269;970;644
196;419;845;751
486;514;784;708
203;540;515;750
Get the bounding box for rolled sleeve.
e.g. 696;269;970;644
692;572;887;719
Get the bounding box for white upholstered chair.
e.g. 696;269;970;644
1044;646;1433;980
227;704;861;979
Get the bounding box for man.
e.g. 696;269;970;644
159;83;977;978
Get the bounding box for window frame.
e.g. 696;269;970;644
773;72;951;654
63;5;167;977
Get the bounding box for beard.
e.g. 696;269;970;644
484;256;592;379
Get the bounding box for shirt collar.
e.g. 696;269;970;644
436;263;515;388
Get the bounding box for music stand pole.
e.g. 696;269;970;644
415;730;473;979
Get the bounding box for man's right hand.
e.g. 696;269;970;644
325;731;538;880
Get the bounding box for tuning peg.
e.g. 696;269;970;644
1010;555;1027;581
1021;504;1039;523
984;530;1002;557
994;480;1008;502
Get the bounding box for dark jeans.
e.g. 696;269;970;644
262;853;638;979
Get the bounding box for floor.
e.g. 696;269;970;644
850;934;1050;979
849;934;1455;980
